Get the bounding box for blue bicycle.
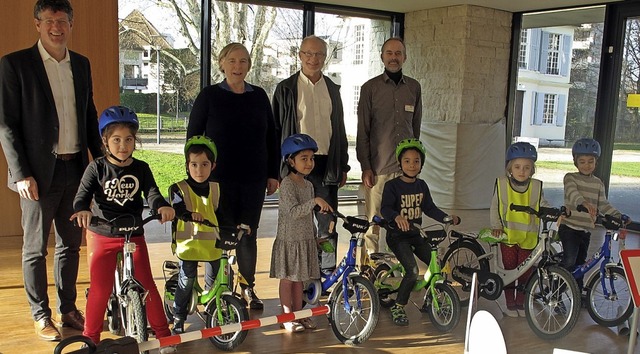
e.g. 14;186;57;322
569;205;632;327
302;210;380;346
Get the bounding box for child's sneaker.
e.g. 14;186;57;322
390;304;409;326
159;345;177;354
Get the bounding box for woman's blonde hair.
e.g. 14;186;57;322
218;43;251;72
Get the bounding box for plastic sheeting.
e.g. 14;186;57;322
420;120;506;209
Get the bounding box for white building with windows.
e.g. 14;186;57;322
515;26;574;146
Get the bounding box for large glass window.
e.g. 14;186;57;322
119;0;202;142
208;2;303;96
512;7;605;205
314;12;391;182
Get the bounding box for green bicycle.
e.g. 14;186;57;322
163;217;248;351
373;217;461;332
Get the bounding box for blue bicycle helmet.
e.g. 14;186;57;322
572;138;601;158
281;134;318;160
99;106;139;136
506;142;537;163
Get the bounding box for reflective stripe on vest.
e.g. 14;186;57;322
173;180;222;261
496;176;542;250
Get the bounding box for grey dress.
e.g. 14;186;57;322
270;176;321;281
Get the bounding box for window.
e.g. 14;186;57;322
353;85;360;117
314;12;391;180
546;33;561;75
518;29;528;69
543;93;557;124
353;24;365;65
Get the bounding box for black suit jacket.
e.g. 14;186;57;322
0;43;103;196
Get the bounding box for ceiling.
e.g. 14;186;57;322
311;0;621;14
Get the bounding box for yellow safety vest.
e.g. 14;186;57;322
172;180;222;261
496;176;542;250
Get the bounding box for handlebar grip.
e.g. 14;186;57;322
178;213;216;227
509;203;532;213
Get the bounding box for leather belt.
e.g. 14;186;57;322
55;152;79;161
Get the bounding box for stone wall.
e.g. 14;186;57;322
403;5;512;209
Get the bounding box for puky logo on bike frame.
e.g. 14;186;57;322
104;175;139;206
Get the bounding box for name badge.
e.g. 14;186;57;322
405;105;415;113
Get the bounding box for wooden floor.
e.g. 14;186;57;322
1;204;638;354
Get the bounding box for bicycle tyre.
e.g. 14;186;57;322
585;266;633;327
122;288;148;345
441;241;489;306
329;275;380;346
206;294;249;351
373;264;399;308
524;265;580;340
425;283;461;333
106;293;121;334
163;273;179;322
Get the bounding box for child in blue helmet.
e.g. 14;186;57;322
168;135;222;333
270;134;332;332
559;138;630;292
70;106;176;353
490;141;550;318
380;138;460;326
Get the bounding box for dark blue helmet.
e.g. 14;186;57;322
572;138;601;158
506;142;537;163
281;134;318;161
98;106;139;136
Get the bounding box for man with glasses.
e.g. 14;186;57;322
0;0;103;341
273;35;350;276
356;37;422;263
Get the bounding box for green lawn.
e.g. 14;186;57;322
133;150;184;197
536;161;640;177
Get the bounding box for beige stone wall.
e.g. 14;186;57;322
403;5;512;209
404;5;512;124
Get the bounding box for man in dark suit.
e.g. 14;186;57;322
0;0;103;341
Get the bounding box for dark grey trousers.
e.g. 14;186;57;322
20;158;83;321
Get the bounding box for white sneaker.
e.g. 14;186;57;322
159;345;177;354
504;309;518;318
517;309;526;317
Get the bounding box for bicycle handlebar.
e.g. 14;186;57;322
509;204;568;222
80;211;162;235
575;205;629;230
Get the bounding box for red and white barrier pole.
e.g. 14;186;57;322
139;305;331;351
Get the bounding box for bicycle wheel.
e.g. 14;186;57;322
122;288;148;344
585;266;633;327
441;241;488;306
206;295;249;351
425;283;461;333
524;265;580;340
329;275;380;346
373;264;401;308
163;273;179;322
106;292;121;334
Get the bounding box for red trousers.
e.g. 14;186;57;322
500;243;533;309
83;230;171;343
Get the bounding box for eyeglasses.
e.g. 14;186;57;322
300;50;326;58
38;18;70;27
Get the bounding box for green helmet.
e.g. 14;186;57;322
395;138;426;166
478;228;507;244
185;135;218;162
